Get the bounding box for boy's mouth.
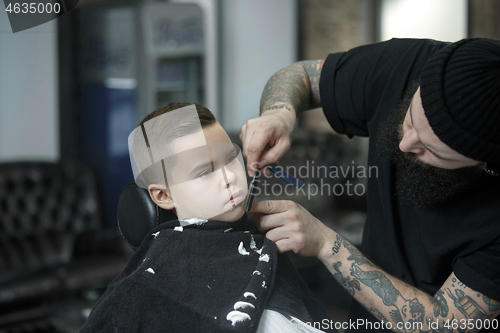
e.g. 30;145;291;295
227;190;245;206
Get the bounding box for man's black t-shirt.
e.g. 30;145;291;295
319;38;500;330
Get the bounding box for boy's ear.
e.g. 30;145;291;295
148;184;175;210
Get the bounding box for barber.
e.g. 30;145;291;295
240;38;500;332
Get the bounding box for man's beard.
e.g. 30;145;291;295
376;82;483;207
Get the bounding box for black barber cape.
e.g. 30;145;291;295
81;214;335;332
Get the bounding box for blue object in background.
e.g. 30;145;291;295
80;83;136;227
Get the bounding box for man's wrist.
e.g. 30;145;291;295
260;104;297;117
260;105;297;129
317;229;342;263
261;104;295;115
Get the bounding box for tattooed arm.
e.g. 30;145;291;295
241;60;325;176
259;60;324;115
253;200;500;333
320;233;500;333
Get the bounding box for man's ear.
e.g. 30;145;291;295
148;184;175;210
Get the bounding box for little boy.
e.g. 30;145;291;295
81;103;336;333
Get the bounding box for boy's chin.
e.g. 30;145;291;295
210;203;246;222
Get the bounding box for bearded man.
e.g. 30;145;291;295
240;38;500;332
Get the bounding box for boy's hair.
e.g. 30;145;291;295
131;102;217;188
139;102;216;128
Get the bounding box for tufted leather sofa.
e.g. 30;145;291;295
0;161;131;330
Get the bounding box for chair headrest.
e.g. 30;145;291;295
117;182;177;249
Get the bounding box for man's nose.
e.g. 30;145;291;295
399;128;425;155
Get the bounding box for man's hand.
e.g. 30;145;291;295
250;200;334;257
240;109;295;177
241;60;324;176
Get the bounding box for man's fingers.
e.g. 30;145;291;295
241;111;294;177
264;225;292;242
274;239;295;254
256;213;281;233
261;224;296;253
239;124;247;149
242;117;282;176
251;200;291;215
244;135;269;177
259;138;290;167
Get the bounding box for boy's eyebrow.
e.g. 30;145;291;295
187;161;213;175
183;146;237;176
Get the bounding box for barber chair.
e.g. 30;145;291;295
117;182;176;250
0;161;131;331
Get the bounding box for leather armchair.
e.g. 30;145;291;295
0;161;131;330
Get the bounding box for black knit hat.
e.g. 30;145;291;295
420;38;500;163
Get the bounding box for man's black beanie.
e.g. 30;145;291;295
420;38;500;164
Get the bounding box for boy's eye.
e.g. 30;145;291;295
198;169;212;178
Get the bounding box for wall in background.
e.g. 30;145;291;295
299;0;377;134
469;0;500;39
220;0;297;133
0;11;58;162
380;0;467;42
300;0;377;60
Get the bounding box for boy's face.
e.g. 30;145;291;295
166;122;248;222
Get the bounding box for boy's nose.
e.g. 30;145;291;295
222;167;236;187
221;165;238;187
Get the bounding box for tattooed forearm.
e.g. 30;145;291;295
324;232;499;333
260;60;324;116
260;63;310;116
